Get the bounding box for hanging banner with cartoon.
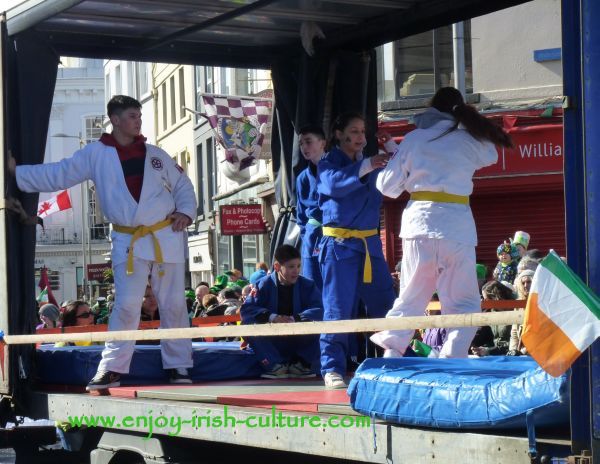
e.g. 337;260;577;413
201;93;273;171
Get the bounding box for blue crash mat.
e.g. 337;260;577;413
348;356;569;429
36;342;263;386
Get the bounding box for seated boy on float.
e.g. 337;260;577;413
240;245;323;379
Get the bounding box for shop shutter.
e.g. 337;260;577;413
382;190;566;277
471;190;566;275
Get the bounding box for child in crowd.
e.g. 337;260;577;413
493;241;518;284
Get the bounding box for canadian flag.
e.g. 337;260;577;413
37;190;72;219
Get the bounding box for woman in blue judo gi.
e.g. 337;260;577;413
295;125;327;290
318;112;397;389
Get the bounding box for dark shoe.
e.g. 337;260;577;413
288;361;316;378
86;371;121;391
169;367;192;384
260;363;289;379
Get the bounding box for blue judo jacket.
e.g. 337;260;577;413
240;273;323;324
317;146;385;258
296;165;322;259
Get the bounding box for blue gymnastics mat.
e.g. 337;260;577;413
348;356;569;429
36;342;263;386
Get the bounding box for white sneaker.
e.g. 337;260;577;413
323;372;347;390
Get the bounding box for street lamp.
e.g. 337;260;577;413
51;132;93;301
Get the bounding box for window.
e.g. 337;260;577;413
136;62;149;97
218;234;231;274
127;62;134;96
84;115;103;144
219;67;230;94
393;23;472;98
105;74;111;103
35;268;60;291
170;76;176;125
161;82;167;131
242;235;258;278
115;65;122;95
206;138;217;212
204;67;214;93
196;143;205;217
179;67;186;118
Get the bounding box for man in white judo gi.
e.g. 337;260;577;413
10;95;197;390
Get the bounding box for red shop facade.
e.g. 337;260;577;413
379;108;566;275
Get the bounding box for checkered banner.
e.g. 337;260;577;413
202;93;273;170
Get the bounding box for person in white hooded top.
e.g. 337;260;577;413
10;95;197;389
371;87;513;358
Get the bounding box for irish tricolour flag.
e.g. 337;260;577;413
522;250;600;377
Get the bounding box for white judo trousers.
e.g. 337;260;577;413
371;237;480;358
98;258;192;373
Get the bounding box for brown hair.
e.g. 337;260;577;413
61;300;90;327
202;294;219;308
430;87;513;148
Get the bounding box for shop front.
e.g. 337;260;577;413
379;108;566;274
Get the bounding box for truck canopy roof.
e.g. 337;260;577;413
6;0;530;67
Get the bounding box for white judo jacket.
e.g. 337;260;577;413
16;141;197;266
377;114;498;246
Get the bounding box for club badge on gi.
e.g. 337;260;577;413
151;157;163;170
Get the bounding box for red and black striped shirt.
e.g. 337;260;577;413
99;133;146;203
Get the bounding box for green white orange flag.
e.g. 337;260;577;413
522;250;600;377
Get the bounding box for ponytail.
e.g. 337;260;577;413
430;87;513;148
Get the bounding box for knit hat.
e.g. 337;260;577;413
512;231;530;250
476;264;487;280
517;269;535;280
496;241;515;256
39;303;60;322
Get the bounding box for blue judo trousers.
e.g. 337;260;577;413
240;273;323;371
317;147;397;376
296;164;323;290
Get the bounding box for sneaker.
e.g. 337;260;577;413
86;371;121;391
323;372;347;390
260;363;289;379
169;367;192;384
288;361;316;378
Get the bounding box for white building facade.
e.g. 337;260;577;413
36;57;107;304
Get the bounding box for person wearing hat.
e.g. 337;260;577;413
37;303;61;330
91;297;109;324
493;241;518;284
210;274;229;294
512;231;530;259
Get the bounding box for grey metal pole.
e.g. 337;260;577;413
80;180;88;301
452;22;466;97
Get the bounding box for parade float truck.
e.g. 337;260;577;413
0;1;597;463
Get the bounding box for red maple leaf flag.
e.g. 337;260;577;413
37;190;72;219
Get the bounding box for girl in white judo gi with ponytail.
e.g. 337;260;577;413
371;87;513;358
12;95;197;389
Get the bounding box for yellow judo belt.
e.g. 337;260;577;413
410;191;469;205
322;226;378;283
113;218;173;276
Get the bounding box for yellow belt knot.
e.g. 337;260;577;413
410;191;469;205
113;218;173;277
322;226;378;283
